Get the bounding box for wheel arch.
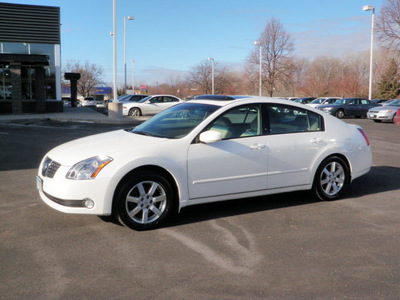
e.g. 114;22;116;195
129;107;142;115
112;165;180;215
314;153;352;185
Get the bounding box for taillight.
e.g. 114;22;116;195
357;128;370;146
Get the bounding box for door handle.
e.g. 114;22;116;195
310;138;323;144
250;143;265;150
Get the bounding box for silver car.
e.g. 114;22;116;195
367;99;400;122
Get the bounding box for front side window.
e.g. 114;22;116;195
207;105;262;139
267;104;323;134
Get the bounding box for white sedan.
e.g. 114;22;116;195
37;97;372;230
81;97;97;107
122;95;183;116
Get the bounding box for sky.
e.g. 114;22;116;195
3;0;383;87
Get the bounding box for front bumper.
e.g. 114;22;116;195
36;166;113;215
367;112;393;122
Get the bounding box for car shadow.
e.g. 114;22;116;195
163;165;400;228
98;166;400;229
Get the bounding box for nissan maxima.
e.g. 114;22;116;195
37;97;372;230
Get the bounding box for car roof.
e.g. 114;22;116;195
189;96;308;108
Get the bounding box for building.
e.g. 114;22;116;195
0;2;62;114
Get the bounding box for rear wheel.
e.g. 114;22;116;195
335;109;345;119
115;171;175;230
129;107;141;117
313;156;349;201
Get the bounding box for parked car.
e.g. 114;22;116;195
122;95;183;116
37;97;372;231
317;98;379;118
294;97;316;104
371;99;389;105
81;97;97;107
367;99;400;122
307;97;341;108
107;94;149;107
394;109;400;126
193;95;253;101
62;97;71;108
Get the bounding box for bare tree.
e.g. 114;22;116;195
187;60;229;94
376;0;400;50
63;60;104;97
248;17;295;96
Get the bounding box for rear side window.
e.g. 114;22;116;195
266;104;324;134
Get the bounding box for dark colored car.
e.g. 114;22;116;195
317;98;379;118
294;97;316;104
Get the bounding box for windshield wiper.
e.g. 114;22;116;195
132;130;168;138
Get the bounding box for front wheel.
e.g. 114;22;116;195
115;172;175;230
129;107;141;117
335;109;345;119
313;156;349;201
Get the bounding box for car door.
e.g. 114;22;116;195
265;104;326;189
346;99;360;116
156;96;180;114
360;99;372;116
145;96;163;115
187;104;268;200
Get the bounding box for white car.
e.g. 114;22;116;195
81;97;97;107
367;99;400;122
122;95;183;116
37;97;372;230
307;97;341;108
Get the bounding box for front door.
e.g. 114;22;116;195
187;104;268;199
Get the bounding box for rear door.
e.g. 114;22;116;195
265;104;326;188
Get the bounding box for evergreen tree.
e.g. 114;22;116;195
377;58;400;99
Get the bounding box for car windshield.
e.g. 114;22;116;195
388;99;400;106
310;98;325;104
138;96;152;103
131;103;220;139
118;95;131;101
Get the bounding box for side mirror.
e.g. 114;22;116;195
199;130;223;144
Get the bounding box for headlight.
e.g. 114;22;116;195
66;156;113;180
380;109;391;113
322;107;333;111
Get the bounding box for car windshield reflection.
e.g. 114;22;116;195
131;103;219;139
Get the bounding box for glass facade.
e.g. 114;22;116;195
0;42;58;101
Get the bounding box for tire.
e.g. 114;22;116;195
115;171;175;230
335;109;345;119
129;107;141;117
313;156;349;201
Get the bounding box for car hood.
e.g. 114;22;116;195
370;105;400;111
46;130;170;166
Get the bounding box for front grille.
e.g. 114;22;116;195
41;157;61;178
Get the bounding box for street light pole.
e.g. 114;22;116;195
124;16;134;94
208;57;214;94
112;0;117;103
132;60;135;94
363;5;375;100
109;0;122;119
254;41;262;96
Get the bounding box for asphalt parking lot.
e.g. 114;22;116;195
1;118;400;299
